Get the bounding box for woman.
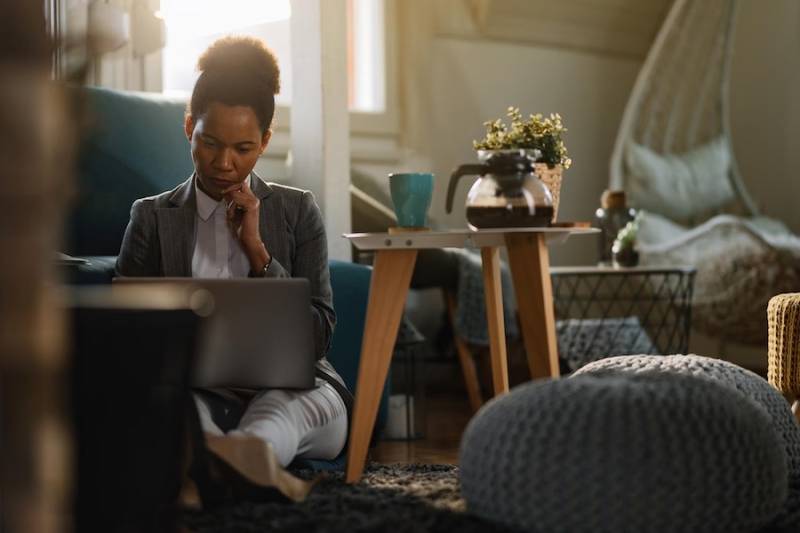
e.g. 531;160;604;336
116;36;351;479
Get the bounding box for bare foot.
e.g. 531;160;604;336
204;433;315;502
178;476;202;509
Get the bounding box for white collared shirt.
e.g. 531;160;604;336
191;177;251;279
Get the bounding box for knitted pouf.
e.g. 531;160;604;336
458;373;787;533
574;354;800;530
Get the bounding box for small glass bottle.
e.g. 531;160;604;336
595;190;636;266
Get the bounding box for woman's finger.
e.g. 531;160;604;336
222;180;255;198
227;191;258;211
221;182;243;195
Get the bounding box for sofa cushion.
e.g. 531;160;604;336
459;373;787;533
67;87;192;255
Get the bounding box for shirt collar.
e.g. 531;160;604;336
194;175;253;221
194;178;221;221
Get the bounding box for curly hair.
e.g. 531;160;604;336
189;35;281;133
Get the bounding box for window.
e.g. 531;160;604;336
348;0;385;112
160;0;386;113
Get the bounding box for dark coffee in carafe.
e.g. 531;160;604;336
446;149;555;230
466;205;555;229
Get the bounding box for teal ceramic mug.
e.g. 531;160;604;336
389;172;434;228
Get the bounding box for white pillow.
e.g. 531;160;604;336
625;137;734;222
637;210;687;246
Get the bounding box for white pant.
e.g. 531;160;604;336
194;378;348;467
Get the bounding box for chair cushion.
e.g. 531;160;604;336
459;372;787;533
575;354;800;530
626;136;734;223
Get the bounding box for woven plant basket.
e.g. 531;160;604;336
767;293;800;397
535;163;563;222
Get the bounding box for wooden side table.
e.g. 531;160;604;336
342;227;597;483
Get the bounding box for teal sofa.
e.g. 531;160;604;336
65;87;389;460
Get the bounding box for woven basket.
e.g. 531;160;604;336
535;163;563;222
767;293;800;396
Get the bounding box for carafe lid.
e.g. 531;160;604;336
601;190;627;209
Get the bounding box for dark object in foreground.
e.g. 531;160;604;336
70;287;205;533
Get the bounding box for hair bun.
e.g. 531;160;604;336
197;35;280;95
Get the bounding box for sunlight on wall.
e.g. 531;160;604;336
161;0;292;104
161;0;291;40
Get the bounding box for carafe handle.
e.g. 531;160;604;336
446;164;489;214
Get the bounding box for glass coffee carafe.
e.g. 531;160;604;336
446;149;555;230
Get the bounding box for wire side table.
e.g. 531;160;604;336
550;266;696;372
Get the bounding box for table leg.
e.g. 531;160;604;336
345;249;418;484
505;233;560;379
445;291;483;413
481;247;509;396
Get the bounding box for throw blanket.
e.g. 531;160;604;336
639;212;800;344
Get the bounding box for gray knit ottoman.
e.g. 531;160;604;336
458;373;787;533
574;354;800;531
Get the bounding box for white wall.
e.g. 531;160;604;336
730;0;800;234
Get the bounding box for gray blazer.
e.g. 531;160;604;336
116;173;351;409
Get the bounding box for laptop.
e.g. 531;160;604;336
112;278;316;389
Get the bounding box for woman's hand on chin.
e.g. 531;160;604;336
224;179;259;240
224;180;271;271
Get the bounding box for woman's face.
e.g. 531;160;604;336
185;102;271;200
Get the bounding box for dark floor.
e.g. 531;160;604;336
371;343;531;465
372;391;472;464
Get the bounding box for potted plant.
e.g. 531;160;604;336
611;214;641;267
473;107;571;220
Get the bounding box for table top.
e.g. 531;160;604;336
343;227;599;251
551;265;697;275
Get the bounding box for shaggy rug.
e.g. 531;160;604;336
182;463;519;533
